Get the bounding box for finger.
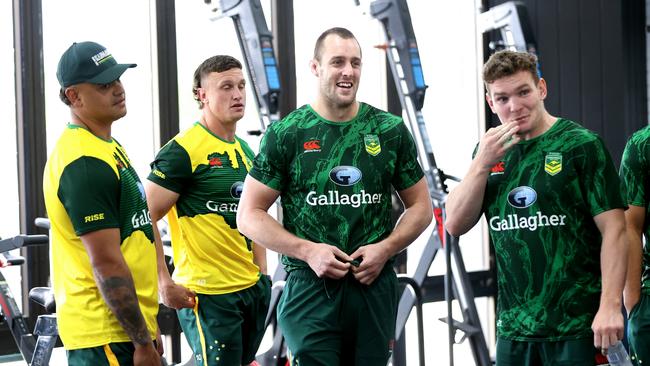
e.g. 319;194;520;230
608;331;618;349
329;256;352;271
496;125;519;144
489;123;510;134
332;247;353;262
354;271;377;285
349;247;364;259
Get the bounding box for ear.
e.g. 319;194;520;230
196;87;207;103
537;78;548;100
485;92;496;113
309;59;319;77
65;87;81;106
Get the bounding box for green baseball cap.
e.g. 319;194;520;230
56;41;136;88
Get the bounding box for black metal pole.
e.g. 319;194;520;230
271;0;295;119
13;0;49;326
155;0;180;146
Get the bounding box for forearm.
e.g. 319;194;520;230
152;221;173;284
624;228;643;307
93;261;152;346
445;158;490;236
379;199;432;257
600;227;627;309
239;208;314;261
253;242;268;275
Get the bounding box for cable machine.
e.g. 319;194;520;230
208;0;282;134
366;1;491;365
477;1;537;54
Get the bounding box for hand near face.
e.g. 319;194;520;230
475;122;520;170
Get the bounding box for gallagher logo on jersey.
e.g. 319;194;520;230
306;166;382;208
507;186;537;208
230;181;244;198
490;185;567;232
329;166;362;186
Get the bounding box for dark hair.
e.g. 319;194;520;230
483;50;539;88
313;27;361;61
59;88;71;106
192;55;243;108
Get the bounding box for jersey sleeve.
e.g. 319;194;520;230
248;123;287;191
238;137;257;163
391;121;425;191
579;136;626;216
147;140;192;194
620;135;648;207
58;157;120;235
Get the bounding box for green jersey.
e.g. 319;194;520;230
249;103;423;271
148;122;260;294
483;119;624;341
620;124;650;295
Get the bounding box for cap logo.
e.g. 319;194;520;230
91;50;113;66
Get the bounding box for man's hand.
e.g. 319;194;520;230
350;243;391;285
155;329;164;356
475;123;520;169
591;303;624;352
305;244;352;279
160;280;196;310
0;254;8;268
133;342;161;366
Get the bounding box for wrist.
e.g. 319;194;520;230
599;296;622;310
296;240;317;262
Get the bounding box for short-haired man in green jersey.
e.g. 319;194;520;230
236;27;433;366
620;126;650;365
43;41;161;365
145;55;271;366
446;50;628;365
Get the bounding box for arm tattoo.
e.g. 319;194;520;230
95;274;151;346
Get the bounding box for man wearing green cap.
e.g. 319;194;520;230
43;41;161;366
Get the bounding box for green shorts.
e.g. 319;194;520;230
277;265;399;366
628;292;650;366
496;337;605;366
67;341;141;366
177;275;271;366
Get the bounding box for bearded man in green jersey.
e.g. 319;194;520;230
237;27;433;366
43;41;161;366
145;55;270;366
446;50;628;365
620;126;650;365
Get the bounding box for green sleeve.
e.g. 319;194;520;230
237;137;257;162
620;136;648;207
147;140;192;194
58;157;120;235
249;123;288;191
392;121;424;191
579;136;626;216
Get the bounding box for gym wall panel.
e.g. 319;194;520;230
486;0;647;166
